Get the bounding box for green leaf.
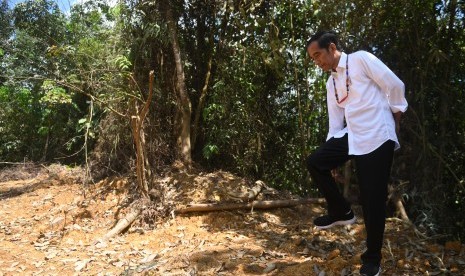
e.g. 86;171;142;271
202;144;219;160
40;80;72;106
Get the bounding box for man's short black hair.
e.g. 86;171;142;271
306;30;341;51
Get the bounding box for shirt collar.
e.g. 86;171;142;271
331;52;347;77
336;52;347;70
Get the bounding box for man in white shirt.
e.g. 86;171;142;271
306;30;408;276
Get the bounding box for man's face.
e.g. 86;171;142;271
307;41;336;72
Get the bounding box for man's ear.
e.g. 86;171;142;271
328;42;337;53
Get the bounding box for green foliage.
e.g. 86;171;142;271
0;0;10;37
0;85;40;160
40;80;72;105
0;0;127;163
113;54;132;71
202;144;219;160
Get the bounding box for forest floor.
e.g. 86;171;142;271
0;164;464;276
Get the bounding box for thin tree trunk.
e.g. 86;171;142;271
98;73;155;243
130;71;155;199
191;56;212;150
289;4;306;158
84;99;93;184
41;120;51;161
165;3;192;165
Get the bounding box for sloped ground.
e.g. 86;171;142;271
0;164;464;275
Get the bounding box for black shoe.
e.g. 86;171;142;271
313;210;356;229
360;263;381;276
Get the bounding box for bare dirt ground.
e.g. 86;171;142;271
0;164;464;275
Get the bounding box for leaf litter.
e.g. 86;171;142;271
0;164;464;275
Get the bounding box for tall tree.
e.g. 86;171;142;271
163;1;192;165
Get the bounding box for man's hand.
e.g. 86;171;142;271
393;112;402;135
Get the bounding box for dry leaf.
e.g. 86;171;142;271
45;251;58;260
139;253;158;264
50;217;64;226
33;261;46;268
9;234;21;241
95;241;107;249
43;194;54;201
75;259;90;272
34;241;50;248
112;261;125;267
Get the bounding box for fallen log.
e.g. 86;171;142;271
175;198;326;214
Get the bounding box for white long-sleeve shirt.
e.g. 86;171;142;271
326;51;408;155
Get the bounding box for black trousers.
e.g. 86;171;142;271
306;134;394;265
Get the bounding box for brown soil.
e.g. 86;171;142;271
0;164;463;275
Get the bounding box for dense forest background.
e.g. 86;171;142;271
1;0;464;241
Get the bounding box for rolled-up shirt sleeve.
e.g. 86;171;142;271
360;52;408;113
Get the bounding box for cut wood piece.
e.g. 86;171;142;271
175;198;325;214
247;180;265;200
226;180;265;201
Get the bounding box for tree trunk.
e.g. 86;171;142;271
191;56;212;150
165;3;192;166
289;4;306;160
41;119;51;161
